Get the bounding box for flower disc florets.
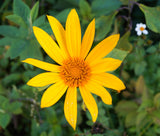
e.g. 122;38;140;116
60;58;91;87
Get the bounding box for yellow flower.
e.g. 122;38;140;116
22;9;125;130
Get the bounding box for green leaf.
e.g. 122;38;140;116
95;12;117;41
13;0;31;25
106;48;128;61
79;0;91;18
146;46;157;53
116;31;132;52
91;0;121;17
7;101;22;114
6;39;28;59
6;14;27;27
31;1;39;22
115;100;138;117
135;61;147;76
135;76;146;95
20;39;43;60
139;4;160;33
154;93;160;108
125;112;137;127
2;73;21;86
0;25;19;37
33;15;46;26
0;113;11;129
0;37;16;46
55;9;71;23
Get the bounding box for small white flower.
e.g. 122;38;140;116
135;23;148;36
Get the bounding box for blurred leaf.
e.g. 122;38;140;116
146;46;157;53
106;48;128;61
33;15;46;26
91;0;121;17
150;110;160;125
135;76;145;95
95;12;117;41
139;4;160;33
135;61;147;76
117;31;132;52
120;0;138;5
0;25;18;37
0;37;16;46
125;112;137;127
79;0;91;19
31;1;39;22
13;0;31;25
2;73;21;86
0;0;11;12
154;93;160;108
6;14;27;27
115;100;138;116
20;39;43;60
55;9;71;23
7;101;23;114
0;113;11;129
6;39;28;59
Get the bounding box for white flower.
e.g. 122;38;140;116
135;23;148;36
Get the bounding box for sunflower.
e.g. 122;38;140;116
22;9;125;130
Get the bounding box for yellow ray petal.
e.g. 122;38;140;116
86;80;112;105
27;72;60;87
91;73;126;92
86;34;120;65
66;9;81;57
80;19;95;59
33;26;65;65
22;58;60;72
79;86;98;122
64;87;77;130
41;81;68;108
47;15;69;58
91;58;122;73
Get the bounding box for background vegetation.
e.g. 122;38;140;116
0;0;160;135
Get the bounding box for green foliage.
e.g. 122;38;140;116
139;4;160;33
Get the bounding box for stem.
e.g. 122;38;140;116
138;121;153;136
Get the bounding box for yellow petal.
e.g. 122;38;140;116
91;73;126;92
86;34;120;65
66;9;81;57
47;15;69;58
86;80;112;105
27;72;60;87
91;58;122;73
22;58;60;72
41;81;68;108
64;87;77;130
80;19;95;59
79;86;98;122
33;26;65;65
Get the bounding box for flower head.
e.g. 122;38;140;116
22;9;125;130
135;23;148;36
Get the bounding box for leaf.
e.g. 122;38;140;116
139;4;160;33
135;76;146;95
0;25;19;37
134;61;147;76
154;93;160;108
0;37;16;46
115;100;138;117
20;39;43;60
6;14;27;27
13;0;31;25
116;31;132;52
79;0;91;18
33;15;46;26
106;48;128;61
91;0;121;17
31;1;39;22
0;113;11;129
6;39;28;59
55;9;71;23
125;112;137;127
95;12;117;41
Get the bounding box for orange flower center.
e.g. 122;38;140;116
140;27;144;31
60;58;91;87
